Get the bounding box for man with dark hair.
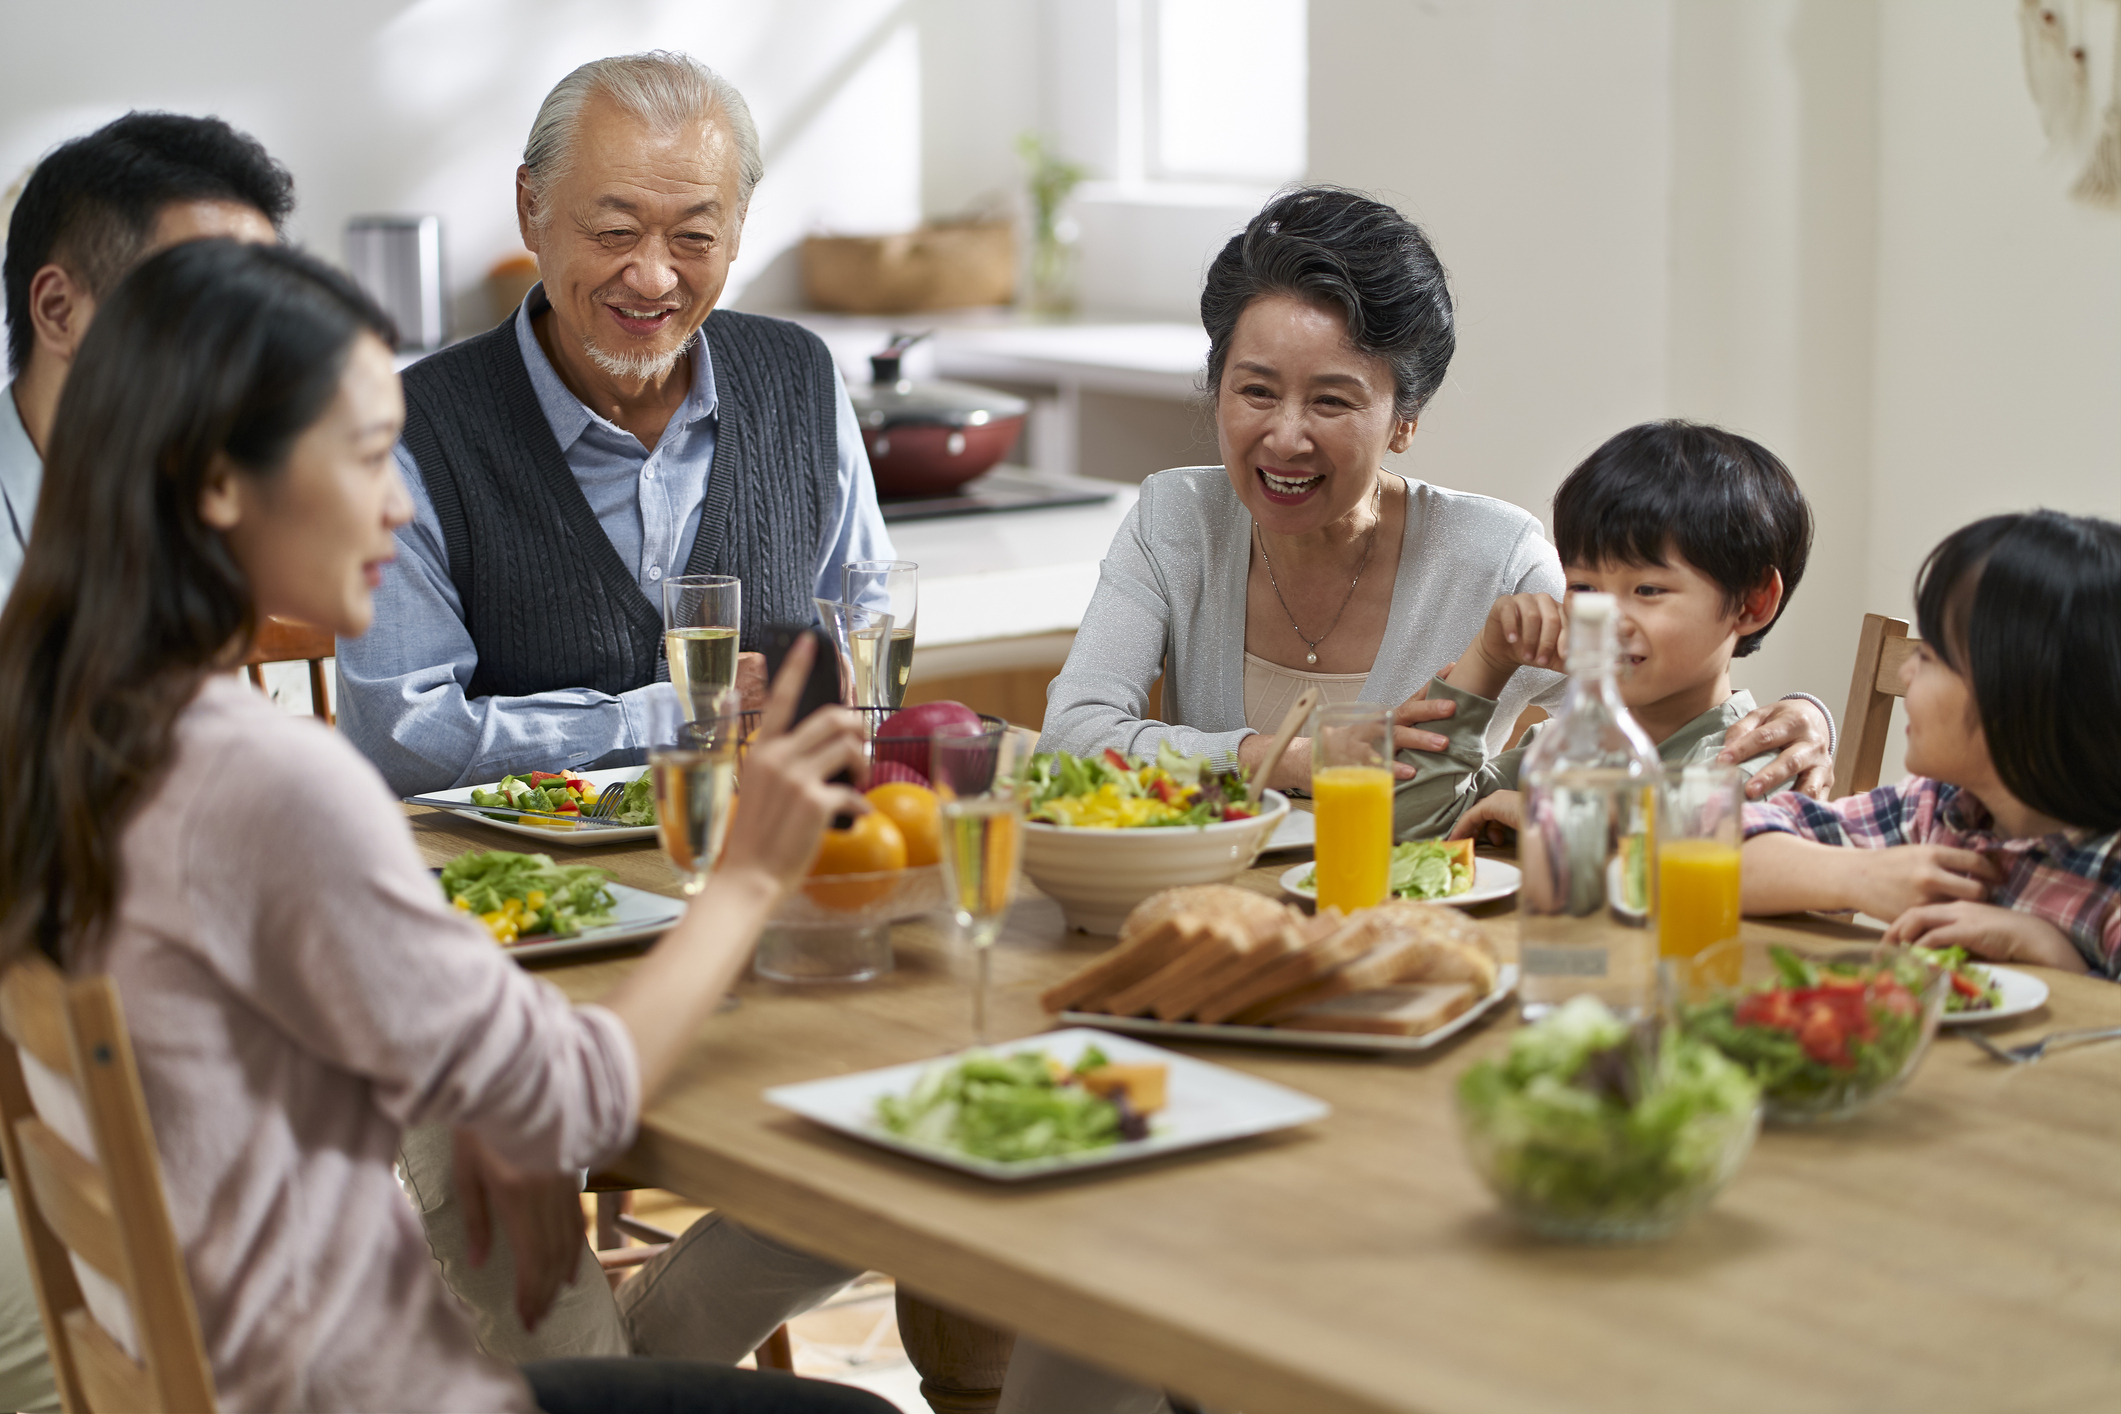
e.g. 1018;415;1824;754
1;110;292;601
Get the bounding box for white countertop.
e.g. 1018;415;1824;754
782;310;1207;403
884;470;1136;668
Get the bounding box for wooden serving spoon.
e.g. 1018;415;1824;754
1247;687;1320;809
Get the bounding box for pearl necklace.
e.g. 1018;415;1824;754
1254;482;1382;665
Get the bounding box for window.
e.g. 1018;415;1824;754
1147;0;1307;185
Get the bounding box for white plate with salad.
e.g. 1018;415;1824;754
423;766;657;846
1928;955;2050;1027
763;1028;1330;1182
1279;845;1521;909
438;849;683;961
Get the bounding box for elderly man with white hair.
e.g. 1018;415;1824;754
346;50;1184;1414
338;50;891;796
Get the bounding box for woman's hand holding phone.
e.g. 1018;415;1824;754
718;635;868;891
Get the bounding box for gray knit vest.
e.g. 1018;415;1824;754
398;298;837;701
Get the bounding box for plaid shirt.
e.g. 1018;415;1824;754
1744;777;2121;978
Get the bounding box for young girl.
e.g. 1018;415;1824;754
1741;511;2121;976
0;239;888;1413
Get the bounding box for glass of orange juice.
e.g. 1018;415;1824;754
1310;703;1394;913
1658;762;1744;982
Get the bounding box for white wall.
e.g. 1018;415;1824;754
0;0;1036;335
1310;0;2121;780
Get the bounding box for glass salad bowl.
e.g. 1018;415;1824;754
1455;997;1762;1242
755;864;943;985
1675;940;1950;1124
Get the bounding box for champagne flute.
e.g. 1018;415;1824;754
650;711;740;896
812;598;897;712
932;721;1024;1045
842;560;918;709
662;574;741;722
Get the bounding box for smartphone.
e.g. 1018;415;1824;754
755;623;859;826
755;623;844;728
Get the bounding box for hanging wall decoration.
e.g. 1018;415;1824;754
2020;0;2121;208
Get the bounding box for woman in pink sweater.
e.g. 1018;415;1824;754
0;240;893;1414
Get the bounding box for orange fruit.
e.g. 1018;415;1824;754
805;810;907;910
864;781;941;868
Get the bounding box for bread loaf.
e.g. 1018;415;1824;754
1271;982;1477;1036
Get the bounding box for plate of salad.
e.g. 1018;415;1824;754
1279;843;1520;908
1680;943;1949;1124
437;849;683;960
763;1028;1329;1181
1914;946;2050;1025
420;766;657;846
1023;746;1267;828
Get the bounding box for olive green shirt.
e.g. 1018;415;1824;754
1394;681;1782;840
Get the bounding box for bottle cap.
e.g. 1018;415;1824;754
1565;592;1617;670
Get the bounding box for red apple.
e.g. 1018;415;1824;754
868;758;930;788
874;701;986;775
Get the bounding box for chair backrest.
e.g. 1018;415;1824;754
242;618;336;724
0;956;216;1413
1833;612;1922;800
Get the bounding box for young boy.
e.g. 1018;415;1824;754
1394;420;1815;842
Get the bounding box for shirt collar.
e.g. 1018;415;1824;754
511;283;719;455
0;383;41;548
1935;781;2107;853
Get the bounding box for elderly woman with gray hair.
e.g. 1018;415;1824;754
1040;187;1835;809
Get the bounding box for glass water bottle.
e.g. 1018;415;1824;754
1515;593;1662;1019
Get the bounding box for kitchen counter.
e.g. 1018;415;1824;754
888;468;1134;683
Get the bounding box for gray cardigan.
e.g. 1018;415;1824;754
1039;466;1566;770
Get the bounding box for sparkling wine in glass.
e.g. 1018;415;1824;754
813;598;896;711
662;574;741;722
932;721;1024;1045
651;715;739;896
843;560;918;709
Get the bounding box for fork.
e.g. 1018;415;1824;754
587;782;634;820
1963;1025;2121;1065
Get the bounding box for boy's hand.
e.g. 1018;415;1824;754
1852;844;2003;921
1882;901;2088;973
1452;594;1567;700
1448;789;1523;846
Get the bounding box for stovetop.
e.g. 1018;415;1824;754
877;467;1119;524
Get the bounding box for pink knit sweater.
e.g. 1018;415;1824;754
61;675;638;1410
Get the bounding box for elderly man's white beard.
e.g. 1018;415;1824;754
582;336;686;382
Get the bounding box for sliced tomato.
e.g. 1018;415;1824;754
1948;971;1983;1000
1103;748;1131;772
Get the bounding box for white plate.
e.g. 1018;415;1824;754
422;766;656;847
763;1028;1330;1181
1279;856;1522;909
1939;964;2051;1027
1261;810;1315;853
1063;965;1519;1055
458;880;684;962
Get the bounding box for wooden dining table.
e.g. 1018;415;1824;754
408;807;2121;1414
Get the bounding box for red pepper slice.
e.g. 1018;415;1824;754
1103;748;1131;771
529;771;568;785
1948;971;1983;1000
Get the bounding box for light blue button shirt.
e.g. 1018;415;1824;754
0;385;41;605
337;295;894;795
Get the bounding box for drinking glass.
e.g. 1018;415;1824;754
1658;762;1744;984
662;574;741;722
1310;702;1394;914
812;598;897;711
933;721;1024;1045
842;560;918;709
650;710;740;896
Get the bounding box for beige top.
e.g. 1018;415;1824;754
1242;652;1368;733
50;675;639;1412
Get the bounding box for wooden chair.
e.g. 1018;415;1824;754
1833;612;1922;800
0;956;217;1412
242;618;336;724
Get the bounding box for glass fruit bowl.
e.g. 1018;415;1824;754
1675;939;1949;1124
1455;998;1762;1242
755;864;943;984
